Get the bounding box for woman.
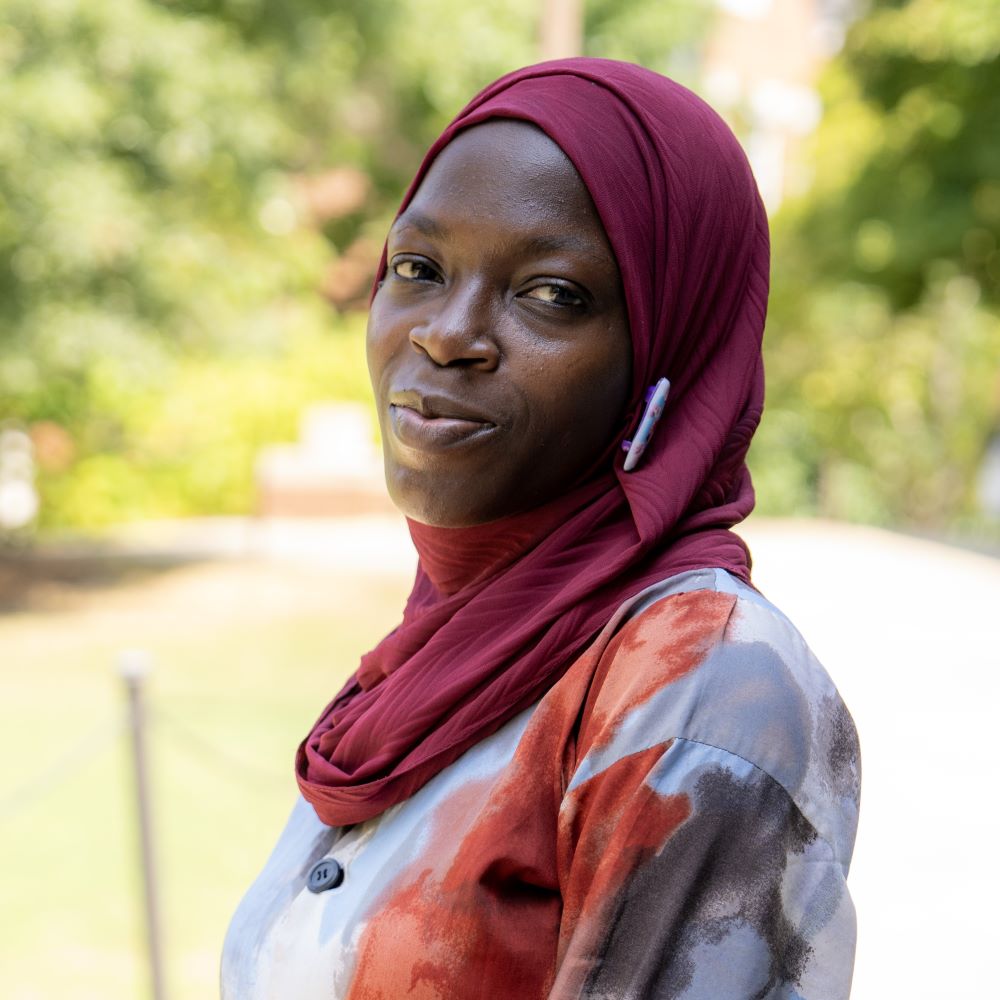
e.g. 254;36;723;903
223;58;860;999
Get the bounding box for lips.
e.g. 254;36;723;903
388;390;498;451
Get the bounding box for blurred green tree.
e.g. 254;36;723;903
756;0;1000;529
0;0;706;528
0;0;335;524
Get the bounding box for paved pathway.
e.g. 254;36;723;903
741;517;999;1000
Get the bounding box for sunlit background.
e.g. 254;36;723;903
1;1;998;998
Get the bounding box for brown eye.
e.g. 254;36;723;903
392;258;441;282
523;283;584;307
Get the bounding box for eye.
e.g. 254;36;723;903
391;257;442;282
522;283;585;308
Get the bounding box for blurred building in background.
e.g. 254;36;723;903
703;0;850;209
255;404;391;518
0;426;38;535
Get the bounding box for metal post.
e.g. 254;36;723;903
119;650;167;1000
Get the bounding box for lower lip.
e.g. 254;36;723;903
389;404;496;451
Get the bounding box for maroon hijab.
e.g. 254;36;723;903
297;58;769;826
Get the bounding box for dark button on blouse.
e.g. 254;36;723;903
307;857;344;893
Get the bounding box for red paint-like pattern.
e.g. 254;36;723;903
346;592;724;999
555;746;692;985
579;590;735;754
346;721;563;998
224;586;860;1000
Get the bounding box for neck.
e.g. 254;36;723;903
406;484;603;595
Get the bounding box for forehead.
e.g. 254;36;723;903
394;120;613;258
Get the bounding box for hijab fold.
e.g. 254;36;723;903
297;58;769;827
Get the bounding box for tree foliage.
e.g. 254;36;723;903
756;0;1000;529
4;0;995;533
0;0;706;528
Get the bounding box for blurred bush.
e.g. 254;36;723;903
755;0;1000;531
38;317;371;527
0;0;706;530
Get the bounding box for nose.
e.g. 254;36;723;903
408;281;500;371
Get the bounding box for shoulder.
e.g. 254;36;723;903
572;568;860;865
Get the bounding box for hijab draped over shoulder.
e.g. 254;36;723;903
297;58;769;826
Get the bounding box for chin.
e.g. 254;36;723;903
385;469;485;528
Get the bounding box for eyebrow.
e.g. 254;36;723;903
392;209;448;240
393;211;610;268
519;233;610;267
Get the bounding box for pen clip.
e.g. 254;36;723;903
621;377;670;473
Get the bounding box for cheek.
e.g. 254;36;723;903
538;352;629;456
365;298;396;395
571;338;632;421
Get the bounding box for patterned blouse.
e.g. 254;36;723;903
222;568;860;999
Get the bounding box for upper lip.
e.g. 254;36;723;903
390;389;496;425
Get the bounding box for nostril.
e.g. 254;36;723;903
454;350;497;369
409;326;499;370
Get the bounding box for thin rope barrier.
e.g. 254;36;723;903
0;713;126;824
151;705;291;787
0;698;292;826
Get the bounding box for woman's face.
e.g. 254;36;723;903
367;120;632;527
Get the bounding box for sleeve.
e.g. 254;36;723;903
548;587;859;1000
550;737;856;1000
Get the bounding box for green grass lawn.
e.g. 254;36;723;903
0;559;410;1000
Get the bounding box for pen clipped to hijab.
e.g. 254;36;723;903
622;377;670;472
